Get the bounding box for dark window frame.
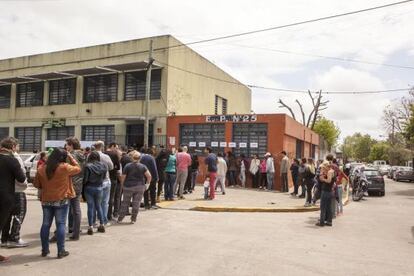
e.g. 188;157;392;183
83;74;118;103
81;125;115;145
222;98;228;115
179;123;226;152
49;78;76;105
16;82;44;107
47;126;75;140
0;127;9;140
232;123;268;157
124;69;161;101
0;85;11;109
14;127;42;152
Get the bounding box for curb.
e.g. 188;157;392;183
190;206;319;213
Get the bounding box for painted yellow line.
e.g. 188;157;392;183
191;206;320;213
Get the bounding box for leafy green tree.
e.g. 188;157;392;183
313;117;340;151
369;142;389;161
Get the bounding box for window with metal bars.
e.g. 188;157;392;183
49;78;76;105
81;125;115;145
124;69;161;101
83;74;118;103
222;98;228;115
16;82;44;107
0;127;9;140
0;85;11;108
47;126;75;140
14;127;42;152
296;139;304;159
232;123;268;157
214;95;219;115
180;123;225;151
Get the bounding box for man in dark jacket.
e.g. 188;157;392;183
105;142;121;220
155;147;169;202
0;137;26;262
140;148;159;209
65;137;85;240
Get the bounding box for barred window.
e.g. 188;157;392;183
124;69;161;101
222;98;228;115
47;126;75;140
83;74;118;103
49;78;76;105
0;127;9;140
15;127;42;152
81;125;115;145
180;123;225;151
214;95;219;115
233;123;267;157
0;85;11;108
16;82;44;107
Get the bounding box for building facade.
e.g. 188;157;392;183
0;35;251;152
166;114;320;190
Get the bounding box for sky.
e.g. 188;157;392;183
0;0;413;142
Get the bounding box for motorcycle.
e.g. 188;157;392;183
352;172;368;201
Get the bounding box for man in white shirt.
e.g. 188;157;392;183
215;152;227;195
265;153;275;190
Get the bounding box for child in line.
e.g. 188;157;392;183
204;176;210;200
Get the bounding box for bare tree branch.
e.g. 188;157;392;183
295;99;306;125
278;99;296;120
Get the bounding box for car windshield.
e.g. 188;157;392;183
20;154;33;162
364;170;380;176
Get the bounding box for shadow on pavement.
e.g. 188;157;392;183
1;253;45;267
392;189;414;197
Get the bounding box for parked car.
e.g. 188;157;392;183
21;153;36;181
388;166;401;179
378;165;391;176
28;153;41;182
363;168;385;196
394;167;414;182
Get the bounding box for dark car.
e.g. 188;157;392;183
394;167;414;182
364;169;385;196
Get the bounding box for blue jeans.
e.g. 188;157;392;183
267;172;274;190
40;204;69;253
337;185;343;213
165;173;176;200
320;190;333;225
85;186;104;226
101;180;111;224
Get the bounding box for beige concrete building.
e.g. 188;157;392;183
0;35;251;152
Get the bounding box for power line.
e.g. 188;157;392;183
0;0;412;73
158;59;412;95
229;44;414;70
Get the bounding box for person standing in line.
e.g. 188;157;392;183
290;159;300;196
249;154;260;189
188;153;199;193
265;153;275;191
141;148;159;209
259;157;267;189
331;158;341;219
216;152;227;195
65;137;85;241
155;146;169;202
82;151;107;235
227;152;238;187
297;158;307;198
34;148;80;258
105;142;121;221
280;151;289;193
304;158;316;207
0;137;26;262
1;138;29;248
164;150;176;201
239;154;249;188
118;151;152;224
204;147;218;200
175;146;191;200
316;155;335;227
94;141;113;226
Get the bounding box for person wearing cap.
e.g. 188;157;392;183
265;153;275;190
280;151;289;192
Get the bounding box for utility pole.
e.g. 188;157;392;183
391;118;395;145
144;40;154;148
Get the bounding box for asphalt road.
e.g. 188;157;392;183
1;179;413;276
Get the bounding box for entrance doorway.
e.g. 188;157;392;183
126;124;153;149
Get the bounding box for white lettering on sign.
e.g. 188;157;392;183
206;115;257;123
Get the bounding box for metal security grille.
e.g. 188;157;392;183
0;85;11;108
47;126;75;140
311;144;316;159
81;125;115;145
180;123;225;152
222;98;228;115
124;69;161;100
296;139;304;159
0;127;9;140
16;82;44;107
83;74;118;103
126;124;154;149
15;127;42;152
232;123;268;157
214;95;219;115
49;78;76;105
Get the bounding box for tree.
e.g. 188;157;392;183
341;133;375;162
278;90;329;129
369;142;389;161
313;117;340;151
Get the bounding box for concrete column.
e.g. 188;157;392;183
114;121;126;145
74;76;83;140
9;83;16;121
43;81;49;106
117;72;124;102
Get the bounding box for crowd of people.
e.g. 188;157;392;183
0;134;349;262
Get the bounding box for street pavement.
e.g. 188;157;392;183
1;179;413;276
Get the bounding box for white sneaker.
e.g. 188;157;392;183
7;239;29;248
104;222;111;227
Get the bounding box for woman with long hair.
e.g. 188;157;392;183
34;148;80;259
82;151;108;235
